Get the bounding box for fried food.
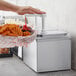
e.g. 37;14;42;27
15;26;23;36
23;31;31;36
0;26;2;29
0;25;8;34
0;24;32;36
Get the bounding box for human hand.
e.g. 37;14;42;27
16;6;46;15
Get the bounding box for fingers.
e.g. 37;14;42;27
17;6;46;15
18;9;35;15
27;10;35;14
22;6;46;14
24;10;35;14
29;7;46;14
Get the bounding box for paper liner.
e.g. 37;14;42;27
0;31;37;48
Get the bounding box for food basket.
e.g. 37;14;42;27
0;31;36;48
0;15;39;48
